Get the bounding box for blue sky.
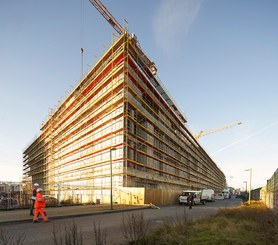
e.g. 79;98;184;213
0;0;277;190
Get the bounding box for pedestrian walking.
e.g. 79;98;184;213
30;183;39;216
33;188;49;223
187;192;194;209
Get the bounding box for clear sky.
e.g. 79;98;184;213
1;0;277;190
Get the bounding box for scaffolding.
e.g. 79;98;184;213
23;34;226;205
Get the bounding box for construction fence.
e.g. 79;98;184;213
0;187;183;210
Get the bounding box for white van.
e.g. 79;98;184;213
222;189;231;199
178;190;205;205
201;189;215;202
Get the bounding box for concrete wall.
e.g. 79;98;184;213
258;168;278;210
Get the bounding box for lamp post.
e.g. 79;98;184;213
245;168;252;205
110;147;117;210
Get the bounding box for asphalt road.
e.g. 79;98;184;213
0;197;242;245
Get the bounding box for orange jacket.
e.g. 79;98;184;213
34;192;45;209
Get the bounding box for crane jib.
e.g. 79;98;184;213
89;0;124;35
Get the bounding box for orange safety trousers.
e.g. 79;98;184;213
33;208;48;222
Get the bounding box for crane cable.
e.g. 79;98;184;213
80;0;85;77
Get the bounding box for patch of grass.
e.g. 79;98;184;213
137;201;278;245
187;215;259;245
144;223;189;245
140;209;191;245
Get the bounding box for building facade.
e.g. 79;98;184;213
23;34;226;205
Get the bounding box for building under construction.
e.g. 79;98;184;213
23;3;226;205
23;33;225;205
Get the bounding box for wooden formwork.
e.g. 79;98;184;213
114;188;181;205
114;187;145;205
145;188;181;205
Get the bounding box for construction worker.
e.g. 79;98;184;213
33;188;49;223
187;192;194;209
30;183;39;216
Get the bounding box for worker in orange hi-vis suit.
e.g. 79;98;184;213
33;188;49;223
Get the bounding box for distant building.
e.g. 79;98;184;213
23;34;226;205
0;181;20;193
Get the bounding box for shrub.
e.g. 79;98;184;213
92;219;107;245
52;220;83;245
121;212;150;244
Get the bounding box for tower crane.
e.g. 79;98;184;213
88;0;157;75
194;121;242;140
89;0;124;35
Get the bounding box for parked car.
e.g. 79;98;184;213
0;198;19;209
44;195;61;207
178;190;205;205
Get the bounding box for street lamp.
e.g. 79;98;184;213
245;168;252;205
110;147;117;210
